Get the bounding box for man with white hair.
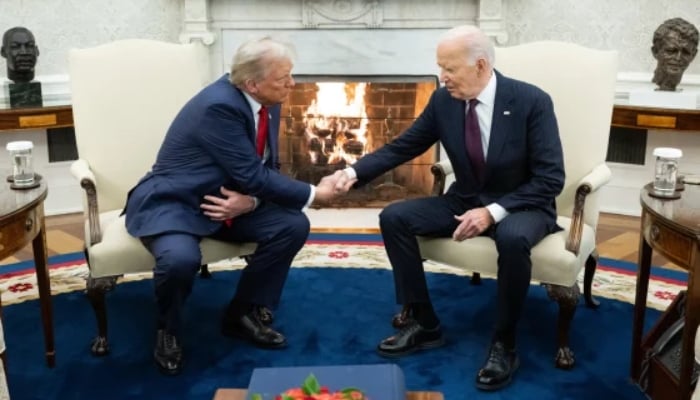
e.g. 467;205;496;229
124;36;344;375
334;25;565;390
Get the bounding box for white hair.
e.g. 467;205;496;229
229;36;296;86
440;25;495;66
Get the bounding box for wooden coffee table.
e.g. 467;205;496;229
213;388;443;400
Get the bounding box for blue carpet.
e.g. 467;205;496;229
4;266;657;400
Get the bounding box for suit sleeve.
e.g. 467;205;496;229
197;103;311;209
352;91;440;184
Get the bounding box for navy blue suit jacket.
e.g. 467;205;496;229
352;71;565;221
125;74;311;238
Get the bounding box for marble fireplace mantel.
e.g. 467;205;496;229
180;0;507;81
180;0;508;49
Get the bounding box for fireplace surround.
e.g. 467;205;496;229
281;75;439;207
179;0;507;214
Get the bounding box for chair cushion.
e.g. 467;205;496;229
418;216;596;287
86;210;257;278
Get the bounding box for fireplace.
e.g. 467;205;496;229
195;0;506;214
280;75;439;207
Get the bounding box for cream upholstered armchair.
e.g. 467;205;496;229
68;40;257;356
415;42;618;369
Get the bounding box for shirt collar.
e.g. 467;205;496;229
242;91;263;115
475;71;497;107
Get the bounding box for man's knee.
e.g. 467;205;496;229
379;202;407;229
494;228;531;256
155;248;201;282
282;212;310;243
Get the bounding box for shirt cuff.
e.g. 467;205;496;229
251;196;260;211
485;203;509;224
344;167;357;180
304;184;315;210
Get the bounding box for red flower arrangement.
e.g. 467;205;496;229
251;374;367;400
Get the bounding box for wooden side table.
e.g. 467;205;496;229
212;388;444;400
0;181;54;367
630;183;700;399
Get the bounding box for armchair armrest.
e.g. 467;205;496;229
70;159;103;246
430;159;612;257
577;163;612;193
566;163;612;255
430;159;454;195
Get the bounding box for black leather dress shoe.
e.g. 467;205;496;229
154;329;183;376
222;310;287;349
475;341;520;391
376;320;444;358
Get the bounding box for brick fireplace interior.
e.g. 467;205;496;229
279;75;439;207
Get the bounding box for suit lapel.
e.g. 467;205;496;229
268;106;279;166
486;72;515;177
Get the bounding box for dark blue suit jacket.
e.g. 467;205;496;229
352;71;565;222
125;74;311;238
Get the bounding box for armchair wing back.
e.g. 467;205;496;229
68;39;256;356
70;39;207;213
493;41;617;227
416;41;618;369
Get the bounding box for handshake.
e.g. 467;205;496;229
313;169;358;204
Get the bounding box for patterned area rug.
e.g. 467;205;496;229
0;239;686;311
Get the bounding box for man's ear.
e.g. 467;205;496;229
0;46;6;58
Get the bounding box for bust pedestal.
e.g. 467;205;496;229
6;81;43;108
629;89;698;110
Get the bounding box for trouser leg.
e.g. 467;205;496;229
141;233;202;336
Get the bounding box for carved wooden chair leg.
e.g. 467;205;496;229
391;305;412;329
199;264;212;279
86;276;117;357
470;272;482;285
583;252;600;308
544;282;580;370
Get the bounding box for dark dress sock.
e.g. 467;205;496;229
411;302;439;329
493;330;516;349
225;298;252;318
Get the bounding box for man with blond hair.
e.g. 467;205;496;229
124;36;344;375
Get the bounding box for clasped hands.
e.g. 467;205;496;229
452;207;494;242
313;169;357;204
201;186;255;221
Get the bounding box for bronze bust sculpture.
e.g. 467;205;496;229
651;18;699;91
1;27;40;84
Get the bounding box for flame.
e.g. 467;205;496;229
303;82;369;165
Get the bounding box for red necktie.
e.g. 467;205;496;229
465;98;485;182
257;106;268;157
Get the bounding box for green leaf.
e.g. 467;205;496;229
340;387;365;399
301;373;321;395
250;394;263;400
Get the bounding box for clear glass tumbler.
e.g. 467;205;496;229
652;147;682;195
6;140;35;187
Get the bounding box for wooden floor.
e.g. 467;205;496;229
0;212;679;270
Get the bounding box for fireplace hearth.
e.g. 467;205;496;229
279;75;439;207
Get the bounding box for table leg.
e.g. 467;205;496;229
630;235;652;380
679;271;700;399
31;220;55;368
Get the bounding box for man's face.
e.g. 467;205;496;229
248;57;295;106
655;31;697;75
436;39;482;101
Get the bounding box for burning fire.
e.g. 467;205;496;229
303;82;370;165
